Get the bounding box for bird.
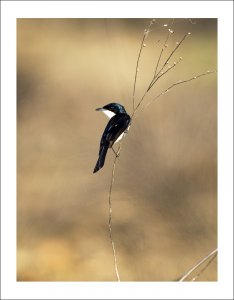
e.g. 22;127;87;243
93;103;131;173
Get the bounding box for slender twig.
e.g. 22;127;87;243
107;19;216;282
155;32;190;78
132;34;146;112
153;57;182;83
107;20;156;278
149;32;190;90
178;248;218;282
132;90;147;117
133;57;183;115
107;137;127;281
153;31;171;78
147;30;172;91
140;70;216;112
153;46;164;79
108;151;120;281
133;29;190;115
132;19;155;112
133;30;172;113
191;250;217;281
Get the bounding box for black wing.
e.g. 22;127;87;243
99;113;131;153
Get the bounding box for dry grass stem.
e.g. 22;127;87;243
144;70;216;111
148;32;189;92
107;19;156;280
191;250;217;281
132;19;155;112
152;31;171;79
107;19;216;281
107;142;123;281
156;32;190;76
133;28;193;116
178;248;218;282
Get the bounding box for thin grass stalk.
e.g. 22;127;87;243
108;153;120;281
178;248;218;282
106;19;216;282
191;250;217;281
132;19;155;112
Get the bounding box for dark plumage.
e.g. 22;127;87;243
93;103;131;173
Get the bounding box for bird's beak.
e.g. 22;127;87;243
96;107;114;119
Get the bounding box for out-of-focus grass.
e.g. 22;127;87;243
17;18;217;281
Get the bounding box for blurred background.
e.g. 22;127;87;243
17;18;217;281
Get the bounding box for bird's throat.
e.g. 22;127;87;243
102;110;116;119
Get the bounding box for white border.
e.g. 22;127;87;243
1;1;233;299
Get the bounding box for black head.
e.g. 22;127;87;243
96;103;127;114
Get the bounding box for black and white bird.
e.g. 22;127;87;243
93;103;131;173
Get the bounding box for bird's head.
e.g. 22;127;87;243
96;103;127;119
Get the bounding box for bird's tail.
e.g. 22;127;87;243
93;143;109;173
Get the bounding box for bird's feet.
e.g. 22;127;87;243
111;147;120;158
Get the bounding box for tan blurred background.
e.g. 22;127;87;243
17;18;217;281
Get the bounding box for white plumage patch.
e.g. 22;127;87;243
102;109;115;119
